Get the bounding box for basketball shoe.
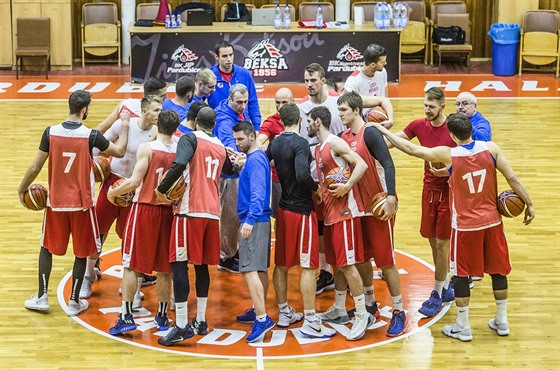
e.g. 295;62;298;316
443;322;473;341
66;299;89;316
319;305;351;324
154;313;169;331
348;302;380;319
246;316;275;343
300;319;336;338
442;282;455;303
158;324;195;346
346;312;374;341
109;313;137;335
218;258;240;273
236;308;256;324
192;317;209;335
418;290;443;317
386;310;406;337
277;307;304;328
132;291;143;310
79;275;96;299
316;270;335;295
488;318;510;336
142;275;157;286
24;292;50;311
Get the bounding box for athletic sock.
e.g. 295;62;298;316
121;301;132;316
304;309;317;322
353;294;366;315
334;290;347;309
364;285;375;306
196;297;207;322
278;302;290;314
495;299;508;323
157;301;168;316
457;306;469;328
175;302;188;329
256;313;267;322
391;294;403;311
435;280;445;297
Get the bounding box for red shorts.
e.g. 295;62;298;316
420;188;451;240
95;173;131;238
449;223;511;278
122;203;173;274
275;208;320;269
41;207;101;258
169;216;220;265
361;216;396;269
324;218;365;267
312;192;324;222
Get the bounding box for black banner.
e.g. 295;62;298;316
130;31;400;84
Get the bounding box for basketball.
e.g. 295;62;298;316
93;156;111;182
497;190;525;218
158;170;186;201
429;161;446;170
111;178;133;207
324;166;352;188
364;106;389;123
23;184;48;211
371;191;388;219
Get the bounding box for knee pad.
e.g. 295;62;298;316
451;276;471;297
491;274;508;291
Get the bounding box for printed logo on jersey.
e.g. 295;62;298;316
243;39;289;78
168;45;199;74
60;248;450;359
327;43;364;73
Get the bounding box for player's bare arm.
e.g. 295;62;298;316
362;95;394;129
18;150;49;206
100;112;130;158
107;143;151;205
96;103;121;134
256;133;269;149
329;137;368;198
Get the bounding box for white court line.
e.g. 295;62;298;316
256;347;264;370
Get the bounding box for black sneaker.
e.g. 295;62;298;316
157;324;195;346
192;317;209;335
142;275;157;286
316;270;335;295
218;258;240;274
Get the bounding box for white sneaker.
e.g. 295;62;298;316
319;306;351;324
67;299;89;316
443;322;473;341
24;293;50;311
488;318;510;336
346;312;372;341
79;276;94;299
277;307;304;328
132;292;143;309
300;319;336;338
119;286;144;300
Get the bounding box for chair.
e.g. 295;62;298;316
432;13;472;73
260;4;296;21
518;10;559;78
429;1;467;67
351;1;378;22
15;18;50;79
299;2;334;22
220;3;255;22
81;2;121;68
136;3;173;20
401;0;429;63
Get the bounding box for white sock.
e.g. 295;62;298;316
135;277;142;296
334;289;347;309
354;294;366;315
435;280;445;297
392;294;403;311
444;276;451;289
495;299;508;323
197;297;208;322
256;313;267;322
364;285;375;306
457;306;469;328
319;253;329;272
121;301;128;316
278;302;290;313
85;258;96;279
304;309;317;322
176;302;188;329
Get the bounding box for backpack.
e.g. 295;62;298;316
224;2;251;22
432;25;465;44
175;2;216;21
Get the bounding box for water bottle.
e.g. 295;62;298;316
274;4;282;30
400;2;408;29
283;4;291;29
316;4;323;30
382;2;390;30
374;3;383;30
175;12;181;28
393;2;402;29
171;12;177;28
165;12;171;29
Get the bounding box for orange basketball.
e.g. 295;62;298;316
158;170;186;201
370;191;387;219
497;190;525;218
93;156;111;182
324;166;352;188
364;106;389;123
23;184;48;211
429;161;446;170
111;178;133;207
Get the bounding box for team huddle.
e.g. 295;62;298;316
18;42;534;346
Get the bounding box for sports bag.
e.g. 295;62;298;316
432;26;465;44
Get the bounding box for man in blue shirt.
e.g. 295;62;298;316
162;76;195;122
232;120;274;343
207;41;262;130
455;92;492;141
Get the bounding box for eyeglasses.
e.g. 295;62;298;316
455;101;474;107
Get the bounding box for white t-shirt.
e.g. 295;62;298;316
344;69;388;97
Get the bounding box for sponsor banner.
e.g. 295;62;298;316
130;31;400;84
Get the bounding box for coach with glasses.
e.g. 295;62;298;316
455;92;492;141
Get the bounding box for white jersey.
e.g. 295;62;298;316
104;118;158;178
298;95;345;145
344;69;388;97
118;98;142;118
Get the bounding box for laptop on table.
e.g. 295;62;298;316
186;10;213;26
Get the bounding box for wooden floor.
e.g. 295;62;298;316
0;96;559;369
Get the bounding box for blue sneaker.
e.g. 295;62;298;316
442;282;455;303
246;316;275;343
154;313;169;331
418;290;443;317
386;310;406;337
109;313;137;335
237;308;256;324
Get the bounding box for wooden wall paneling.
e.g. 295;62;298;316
539;0;559;10
0;0;12;67
494;0;539;24
11;0;42;68
42;0;73;67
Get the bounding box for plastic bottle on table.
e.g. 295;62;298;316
393;2;402;29
400;2;408;29
316;4;323;30
170;12;177;28
374;3;383;30
283;4;291;29
165;13;171;29
382;2;391;30
175;12;181;28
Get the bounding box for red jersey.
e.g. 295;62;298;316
341;125;387;214
403;118;456;191
449;141;501;231
176;131;226;219
118;98;141;118
260;112;284;183
315;135;363;226
135;140;177;206
48;124;95;210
